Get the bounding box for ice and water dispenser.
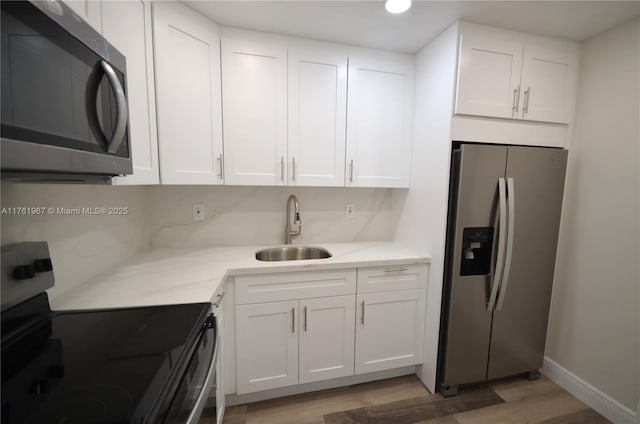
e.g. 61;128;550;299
460;227;494;276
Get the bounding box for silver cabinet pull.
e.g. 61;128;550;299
361;301;365;325
292;157;296;182
303;306;307;332
487;178;507;312
384;267;408;273
349;160;354;183
217;154;224;179
523;86;530;114
512;86;520;114
100;61;128;154
497;177;515;311
281;157;285;182
291;307;295;333
212;292;224;307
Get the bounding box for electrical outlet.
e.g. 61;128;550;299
193;203;205;221
345;204;355;218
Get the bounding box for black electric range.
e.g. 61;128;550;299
1;242;217;424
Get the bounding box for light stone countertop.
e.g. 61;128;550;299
51;242;430;311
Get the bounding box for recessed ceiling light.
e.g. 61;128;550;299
385;0;412;14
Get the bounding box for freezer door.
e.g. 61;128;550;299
440;144;508;387
487;146;567;379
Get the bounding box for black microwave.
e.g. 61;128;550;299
1;1;132;182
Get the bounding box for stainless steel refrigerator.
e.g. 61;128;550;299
438;143;568;396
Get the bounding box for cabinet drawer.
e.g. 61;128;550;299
235;269;356;304
356;264;428;293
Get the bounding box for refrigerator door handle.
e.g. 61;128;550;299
497;177;515;311
487;177;507;311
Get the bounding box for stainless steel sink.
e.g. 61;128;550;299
255;246;332;262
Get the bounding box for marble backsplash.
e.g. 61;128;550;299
146;186;397;248
1;182;149;300
1;183;400;299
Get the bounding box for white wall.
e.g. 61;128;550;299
393;23;459;393
1;183;149;302
545;17;640;413
146;186;395;248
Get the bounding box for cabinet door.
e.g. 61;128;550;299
62;0;102;33
236;301;298;394
104;1;159;185
153;2;223;184
222;40;287;185
520;46;578;124
288;50;347;186
455;35;523;119
346;59;414;188
355;290;426;374
299;295;355;383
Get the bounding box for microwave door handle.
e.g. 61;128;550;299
487;178;507;311
186;320;219;424
99;60;128;154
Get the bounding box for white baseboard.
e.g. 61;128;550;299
542;357;637;424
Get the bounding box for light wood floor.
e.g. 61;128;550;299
200;375;610;424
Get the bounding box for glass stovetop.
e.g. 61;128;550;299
1;300;210;424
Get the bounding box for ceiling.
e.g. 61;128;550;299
185;1;640;53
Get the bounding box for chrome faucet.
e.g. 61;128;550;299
285;194;301;244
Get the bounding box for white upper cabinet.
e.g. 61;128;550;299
221;39;288;186
103;1;159;185
519;46;578;124
153;1;223;184
346;59;414;188
455;36;523;120
288;49;347;187
455;23;579;125
62;0;102;33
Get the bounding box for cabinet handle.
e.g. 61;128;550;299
303;306;307;332
349;160;354;183
292;157;296;182
291;307;295;333
512;86;520;114
281;157;285;182
212;292;224;307
361;301;365;325
217;154;224;179
384;267;408;273
523;86;530;114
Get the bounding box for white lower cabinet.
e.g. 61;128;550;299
299;295;355;384
236;300;299;394
355;290;426;374
233;265;427;395
235;295;356;394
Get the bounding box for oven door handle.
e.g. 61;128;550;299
186;318;219;424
